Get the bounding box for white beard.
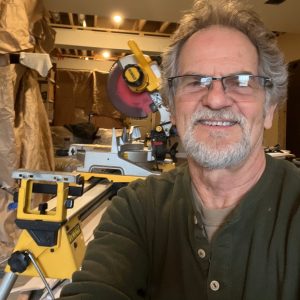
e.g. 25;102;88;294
182;108;251;169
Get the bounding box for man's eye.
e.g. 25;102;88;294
188;79;202;86
236;75;251;87
237;81;248;87
186;77;210;89
181;78;202;88
227;76;250;88
237;79;250;87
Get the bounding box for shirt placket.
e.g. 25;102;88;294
192;211;233;300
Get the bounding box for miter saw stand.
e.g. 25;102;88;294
0;168;146;300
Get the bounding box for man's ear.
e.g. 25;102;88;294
264;104;277;130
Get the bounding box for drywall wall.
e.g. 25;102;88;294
278;33;300;63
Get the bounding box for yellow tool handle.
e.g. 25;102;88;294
80;172;146;183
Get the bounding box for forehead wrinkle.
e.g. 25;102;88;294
178;26;259;77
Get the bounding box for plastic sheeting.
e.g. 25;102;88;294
0;0;55;263
54;70;94;125
0;64;55;264
92;71;124;120
0;0;55;53
0;65;22;261
14;69;55;171
54;70;125;127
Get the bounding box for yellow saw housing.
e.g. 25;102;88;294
124;40;160;93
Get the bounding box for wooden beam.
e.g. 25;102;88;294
53;57;114;72
94;15;98;27
158;21;170;33
137;19;146;31
132;20;139;31
54;28;171;54
68;12;74;27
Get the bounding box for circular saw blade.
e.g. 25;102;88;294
107;63;153;118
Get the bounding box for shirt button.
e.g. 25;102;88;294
194;215;198;224
210;280;220;291
197;248;206;258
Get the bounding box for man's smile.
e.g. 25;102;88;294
197;119;239;127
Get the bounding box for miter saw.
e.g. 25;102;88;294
107;40;177;162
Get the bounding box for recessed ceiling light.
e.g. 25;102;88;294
102;50;111;59
112;14;123;24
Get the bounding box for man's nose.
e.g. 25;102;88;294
201;80;233;109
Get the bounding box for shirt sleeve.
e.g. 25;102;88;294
58;180;150;300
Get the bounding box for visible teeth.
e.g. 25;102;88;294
200;120;235;126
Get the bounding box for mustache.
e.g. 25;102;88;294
190;108;246;125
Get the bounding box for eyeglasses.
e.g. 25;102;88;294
168;74;273;97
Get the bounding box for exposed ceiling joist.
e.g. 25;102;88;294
137;19;147;31
94;15;98;27
43;0;193;23
159;22;170;33
68;12;74;27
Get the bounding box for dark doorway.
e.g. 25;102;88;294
286;60;300;157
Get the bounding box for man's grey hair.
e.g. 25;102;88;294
160;0;288;114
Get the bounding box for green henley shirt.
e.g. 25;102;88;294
59;155;300;300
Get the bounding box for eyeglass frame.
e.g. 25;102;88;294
167;73;273;96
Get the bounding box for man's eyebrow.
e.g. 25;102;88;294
178;73;210;77
226;71;254;76
177;71;255;77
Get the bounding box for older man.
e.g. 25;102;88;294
59;0;300;299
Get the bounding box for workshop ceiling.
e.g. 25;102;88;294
47;13;178;61
43;0;300;62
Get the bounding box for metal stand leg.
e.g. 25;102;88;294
0;250;55;300
0;272;18;300
26;251;55;300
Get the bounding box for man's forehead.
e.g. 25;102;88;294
178;25;259;75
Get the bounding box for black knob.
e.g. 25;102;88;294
65;198;74;209
8;251;30;273
38;203;48;215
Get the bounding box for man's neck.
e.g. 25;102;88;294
188;146;266;209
